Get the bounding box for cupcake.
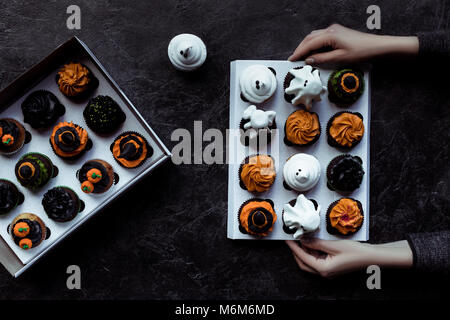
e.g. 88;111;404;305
15;153;59;190
49;121;92;159
239;65;277;104
239;155;276;193
0;180;24;215
0;118;31;155
42;187;85;222
284;65;327;109
240;105;276;146
283;153;321;192
238;198;277;237
21;90;65;129
284;109;321;147
9;213;48;250
77;159;118;194
56;62;99;99
110;131;153;169
83;95;126;134
326;198;364;235
327;68;364;106
282;194;321;238
327;111;364;149
327;154;365;193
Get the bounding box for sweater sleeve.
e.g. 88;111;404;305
416;30;450;58
406;231;450;273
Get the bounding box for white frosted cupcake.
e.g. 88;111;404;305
282;153;321;192
282;194;321;239
239;65;277;104
168;34;207;71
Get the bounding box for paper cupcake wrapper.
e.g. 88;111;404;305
327;69;364;107
281;197;319;235
237;198;276;236
326;111;364;149
239;118;277;147
238;154;276;193
76;159;118;194
326;154;363;193
82;96;126;135
10;213;50;247
326;198;364;236
0;179;24;214
283;109;321;147
55;63;99;101
18;152;59;181
109;131;153;169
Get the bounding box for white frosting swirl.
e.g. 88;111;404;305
239;65;277;104
283;194;321;239
285;65;327;109
283;153;321;192
168;34;207;71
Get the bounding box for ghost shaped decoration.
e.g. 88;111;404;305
285;65;327;109
283;194;321;239
241;105;276;140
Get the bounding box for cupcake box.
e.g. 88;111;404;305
228;60;370;241
0;37;171;277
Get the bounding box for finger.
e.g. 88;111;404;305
286;240;321;269
292;253;318;274
305;48;346;65
288;34;333;62
310;29;326;35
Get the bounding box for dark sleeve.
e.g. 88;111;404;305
406;231;450;273
416;30;450;58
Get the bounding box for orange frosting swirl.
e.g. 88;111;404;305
239;201;277;236
329;113;364;147
285;110;320;145
329;198;363;235
51;122;89;157
57;63;91;96
240;155;276;192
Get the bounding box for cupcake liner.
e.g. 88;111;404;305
82;96;126;135
0;179;24;214
0;118;29;155
239;117;276;147
283;109;321;147
55;63;99;101
10;213;48;246
327;69;364;107
238;154;276;193
237;198;275;235
283;66;302;103
282;198;319;235
326;154;364;193
326;198;364;236
110;131;153;169
326;111;364;149
43;186;81;222
17;152;58;188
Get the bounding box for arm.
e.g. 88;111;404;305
406;231;450;273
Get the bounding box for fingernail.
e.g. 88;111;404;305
305;58;314;64
287;55;293;61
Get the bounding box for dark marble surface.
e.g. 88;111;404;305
0;0;449;299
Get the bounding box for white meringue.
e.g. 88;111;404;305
283;153;321;192
285;65;327;109
240;65;277;104
283;194;321;239
168;34;207;71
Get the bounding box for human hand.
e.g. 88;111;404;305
286;238;413;278
288;24;419;64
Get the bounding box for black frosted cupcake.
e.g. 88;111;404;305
326;154;364;193
239;105;277;146
49;121;93;160
21;90;65;129
56;62;99;100
42;187;85;222
238;198;277;237
9;213;49;250
77;159;118;194
15;153;59;190
110;131;153;169
83;95;126;134
326;198;364;236
327;68;364;106
0;118;31;155
0;179;24;215
326;111;364;149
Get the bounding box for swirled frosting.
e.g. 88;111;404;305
329;198;363;235
239;200;277;236
21;90;65;129
42;187;79;222
240;65;277;104
285;65;326;108
240;155;276;192
285;110;320;145
283;194;321;239
329;113;364;147
283;153;321;192
112;132;151;168
57;63;91;97
168;34;207;71
50;122;89;158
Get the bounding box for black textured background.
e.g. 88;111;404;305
0;0;449;299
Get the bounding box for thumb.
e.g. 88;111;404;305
300;238;340;254
305;49;346;65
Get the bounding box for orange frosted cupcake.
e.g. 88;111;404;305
327;111;364;149
50;122;93;159
284;109;321;147
56;62;99;99
238;199;277;237
326;198;364;236
239;155;276;193
110;132;153;169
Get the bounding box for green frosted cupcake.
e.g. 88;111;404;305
327;69;364;106
15;153;59;190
